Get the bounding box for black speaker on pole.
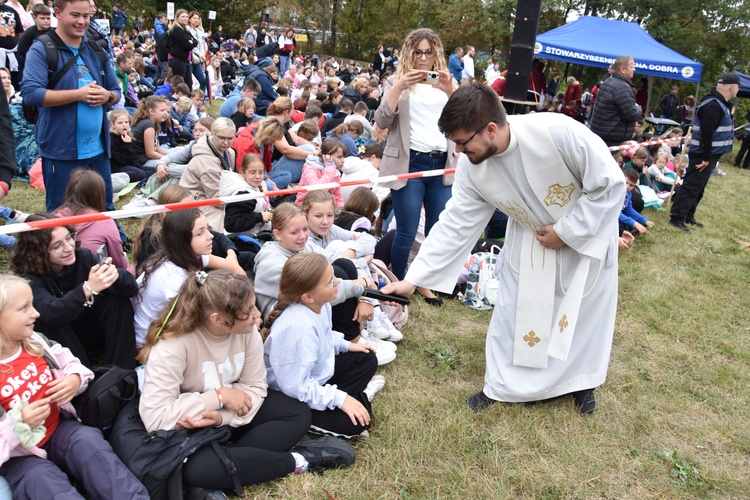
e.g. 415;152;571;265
504;0;543;112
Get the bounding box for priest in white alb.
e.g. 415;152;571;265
383;83;625;415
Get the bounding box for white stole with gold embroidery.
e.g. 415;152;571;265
491;135;588;369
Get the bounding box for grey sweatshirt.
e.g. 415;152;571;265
264;303;351;410
253;241;364;318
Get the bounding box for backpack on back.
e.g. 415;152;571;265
22;31;108;124
109;397;242;500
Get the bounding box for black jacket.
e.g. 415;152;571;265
166;26;197;62
23;249;137;333
590;73;642;146
692;89;733;162
224;194;264;234
0;89;14;191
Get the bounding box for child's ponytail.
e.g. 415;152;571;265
261;253;330;340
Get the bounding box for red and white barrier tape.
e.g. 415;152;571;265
0;168;456;236
608;137;682;152
0;135;685;236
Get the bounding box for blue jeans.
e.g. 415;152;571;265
42;153;114;212
192;63;207;93
279;55;291;77
267;170;293;190
390;151;452;279
272;144;315;184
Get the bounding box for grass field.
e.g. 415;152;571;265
1;152;749;498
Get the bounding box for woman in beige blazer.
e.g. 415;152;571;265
374;28;458;289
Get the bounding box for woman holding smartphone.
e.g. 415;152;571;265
374;28;458;302
10;214;139;369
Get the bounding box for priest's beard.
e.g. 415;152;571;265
465;143;498;165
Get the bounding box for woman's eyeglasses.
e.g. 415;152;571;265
48;232;76;254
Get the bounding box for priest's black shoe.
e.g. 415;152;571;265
573;389;596;415
467;391;498;412
685;218;704;227
669;220;691;233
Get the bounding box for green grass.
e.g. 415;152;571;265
2;153;750;498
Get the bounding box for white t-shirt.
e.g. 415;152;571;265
409;84;448;153
462;54;475;79
132;255;210;346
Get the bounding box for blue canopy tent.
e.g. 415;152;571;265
534;16;703;84
737;72;750;99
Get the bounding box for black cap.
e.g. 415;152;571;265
718;73;740;85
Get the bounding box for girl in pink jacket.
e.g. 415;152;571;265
295;139;346;207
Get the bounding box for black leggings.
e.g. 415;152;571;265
331;258;361;341
182;390;310;489
168;58;193;89
311;351;378;438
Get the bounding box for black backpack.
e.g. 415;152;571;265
73;364;138;438
110;398;242;500
22;31;109;124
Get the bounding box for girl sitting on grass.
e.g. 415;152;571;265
0;275;149;499
223;153;273;236
131;96;172;172
109;109;155;186
253;204;396;363
263;253;384;439
138;270;354;498
133;208;244;347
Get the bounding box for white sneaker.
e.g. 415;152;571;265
358;329;396;351
123;194;155;210
376;311;404;342
364;375;385;402
365;318;392;340
357;331;396;366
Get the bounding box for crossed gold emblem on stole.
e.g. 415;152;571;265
523;331;540;347
544;183;576;207
524;314;568;348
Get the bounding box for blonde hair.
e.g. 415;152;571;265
266;97;293;116
254;118;286;148
301;190;335;214
108;108;130;132
272;203;306;233
237;97;256;114
0;276;44;360
331;120;363;138
395;28;449;79
261;253;329;339
175;96;192;114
